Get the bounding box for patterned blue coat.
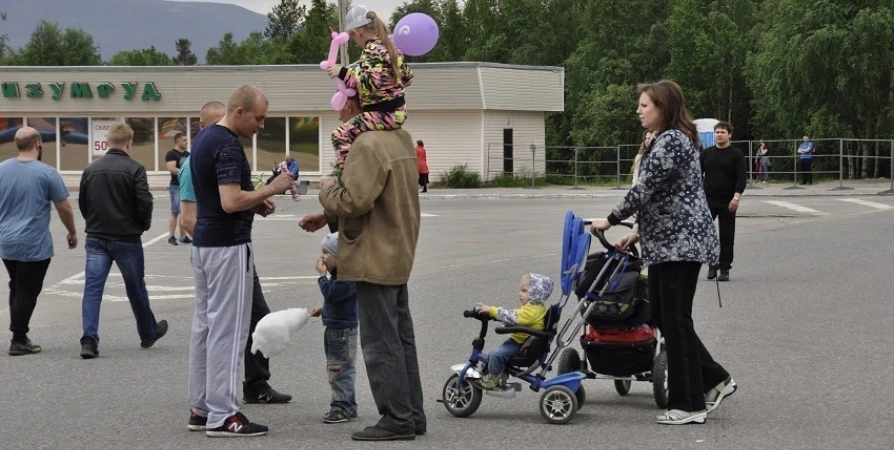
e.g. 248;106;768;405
608;129;719;267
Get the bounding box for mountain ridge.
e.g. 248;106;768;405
1;0;269;63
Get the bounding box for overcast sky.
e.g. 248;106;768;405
167;0;408;18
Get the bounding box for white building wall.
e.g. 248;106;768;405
482;111;547;181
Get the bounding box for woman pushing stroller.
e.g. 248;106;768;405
590;80;737;425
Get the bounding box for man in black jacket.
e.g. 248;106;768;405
77;123;167;359
700;121;747;281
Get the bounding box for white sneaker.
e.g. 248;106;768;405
706;378;737;414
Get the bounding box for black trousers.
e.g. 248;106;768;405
243;267;272;394
708;204;737;271
3;258;51;342
355;282;426;434
799;159;813;184
648;261;729;412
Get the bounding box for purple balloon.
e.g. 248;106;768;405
393;13;439;57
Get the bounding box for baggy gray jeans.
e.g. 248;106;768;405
187;243;254;428
355;282;427;434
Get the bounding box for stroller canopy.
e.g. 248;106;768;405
561;211;591;298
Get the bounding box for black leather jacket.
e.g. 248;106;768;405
78;149;153;243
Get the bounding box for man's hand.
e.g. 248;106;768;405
67;233;78;249
310;307;322;318
320;176;336;190
315;258;328;276
589;219;612;235
326;65;342;78
615;233;639;251
255;199;276;217
299;213;328;232
268;172;295;195
729;197;740;213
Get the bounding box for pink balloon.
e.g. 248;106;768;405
320;27;355;111
393;13;439;57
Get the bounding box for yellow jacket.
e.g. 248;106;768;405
489;303;547;345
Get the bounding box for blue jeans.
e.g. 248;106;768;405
325;326;358;416
487;339;522;376
82;238;158;343
169;185;181;214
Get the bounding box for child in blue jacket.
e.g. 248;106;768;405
310;232;359;423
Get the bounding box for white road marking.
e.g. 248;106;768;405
47;232;173;290
837;198;893;211
421;213;440;217
142;232;173;247
260;276;322;280
763;200;827;215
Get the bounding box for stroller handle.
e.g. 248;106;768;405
582;220;635;253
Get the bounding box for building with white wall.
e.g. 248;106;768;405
0;62;563;188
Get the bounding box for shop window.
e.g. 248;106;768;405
25;117;58;170
257;117;286;173
289;116;321;173
59;117;90;171
124;117;157;171
0;117;25;162
158;117;189;172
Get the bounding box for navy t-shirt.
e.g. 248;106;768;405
190;124;254;247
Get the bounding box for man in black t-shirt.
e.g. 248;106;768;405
700;121;747;281
164;133;190;245
186;85;294;437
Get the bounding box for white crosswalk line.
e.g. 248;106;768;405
837;198;894;211
421;213;439;217
763;200;827;215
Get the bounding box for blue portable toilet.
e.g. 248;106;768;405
694;118;719;150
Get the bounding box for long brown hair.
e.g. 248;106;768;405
636;80;699;149
631;130;652;174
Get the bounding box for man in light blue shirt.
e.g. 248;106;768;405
797;136;815;185
0;127;78;356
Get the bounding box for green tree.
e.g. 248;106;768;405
746;0;894;177
108;46;173;66
0;11;9;64
663;0;758;128
285;0;339;64
173;38;198;65
206;32;288;65
266;0;307;41
18;21;102;66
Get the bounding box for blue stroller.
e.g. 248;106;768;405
552;217;668;409
439;211;593;424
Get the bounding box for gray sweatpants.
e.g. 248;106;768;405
187;243;254;428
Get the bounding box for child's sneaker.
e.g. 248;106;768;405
187;411;207;431
204;412;268;437
479;374;502;391
322;409;350;424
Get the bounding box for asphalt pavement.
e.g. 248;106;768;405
1;193;892;449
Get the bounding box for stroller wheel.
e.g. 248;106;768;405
556;348;582;375
652;350;669;409
539;385;578;425
614;380;632;396
442;374;483;418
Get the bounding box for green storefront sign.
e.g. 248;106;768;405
0;82;162;102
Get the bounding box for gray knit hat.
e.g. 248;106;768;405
321;232;339;256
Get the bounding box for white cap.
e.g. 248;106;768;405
345;5;374;31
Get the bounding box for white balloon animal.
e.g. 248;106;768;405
250;308;310;359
